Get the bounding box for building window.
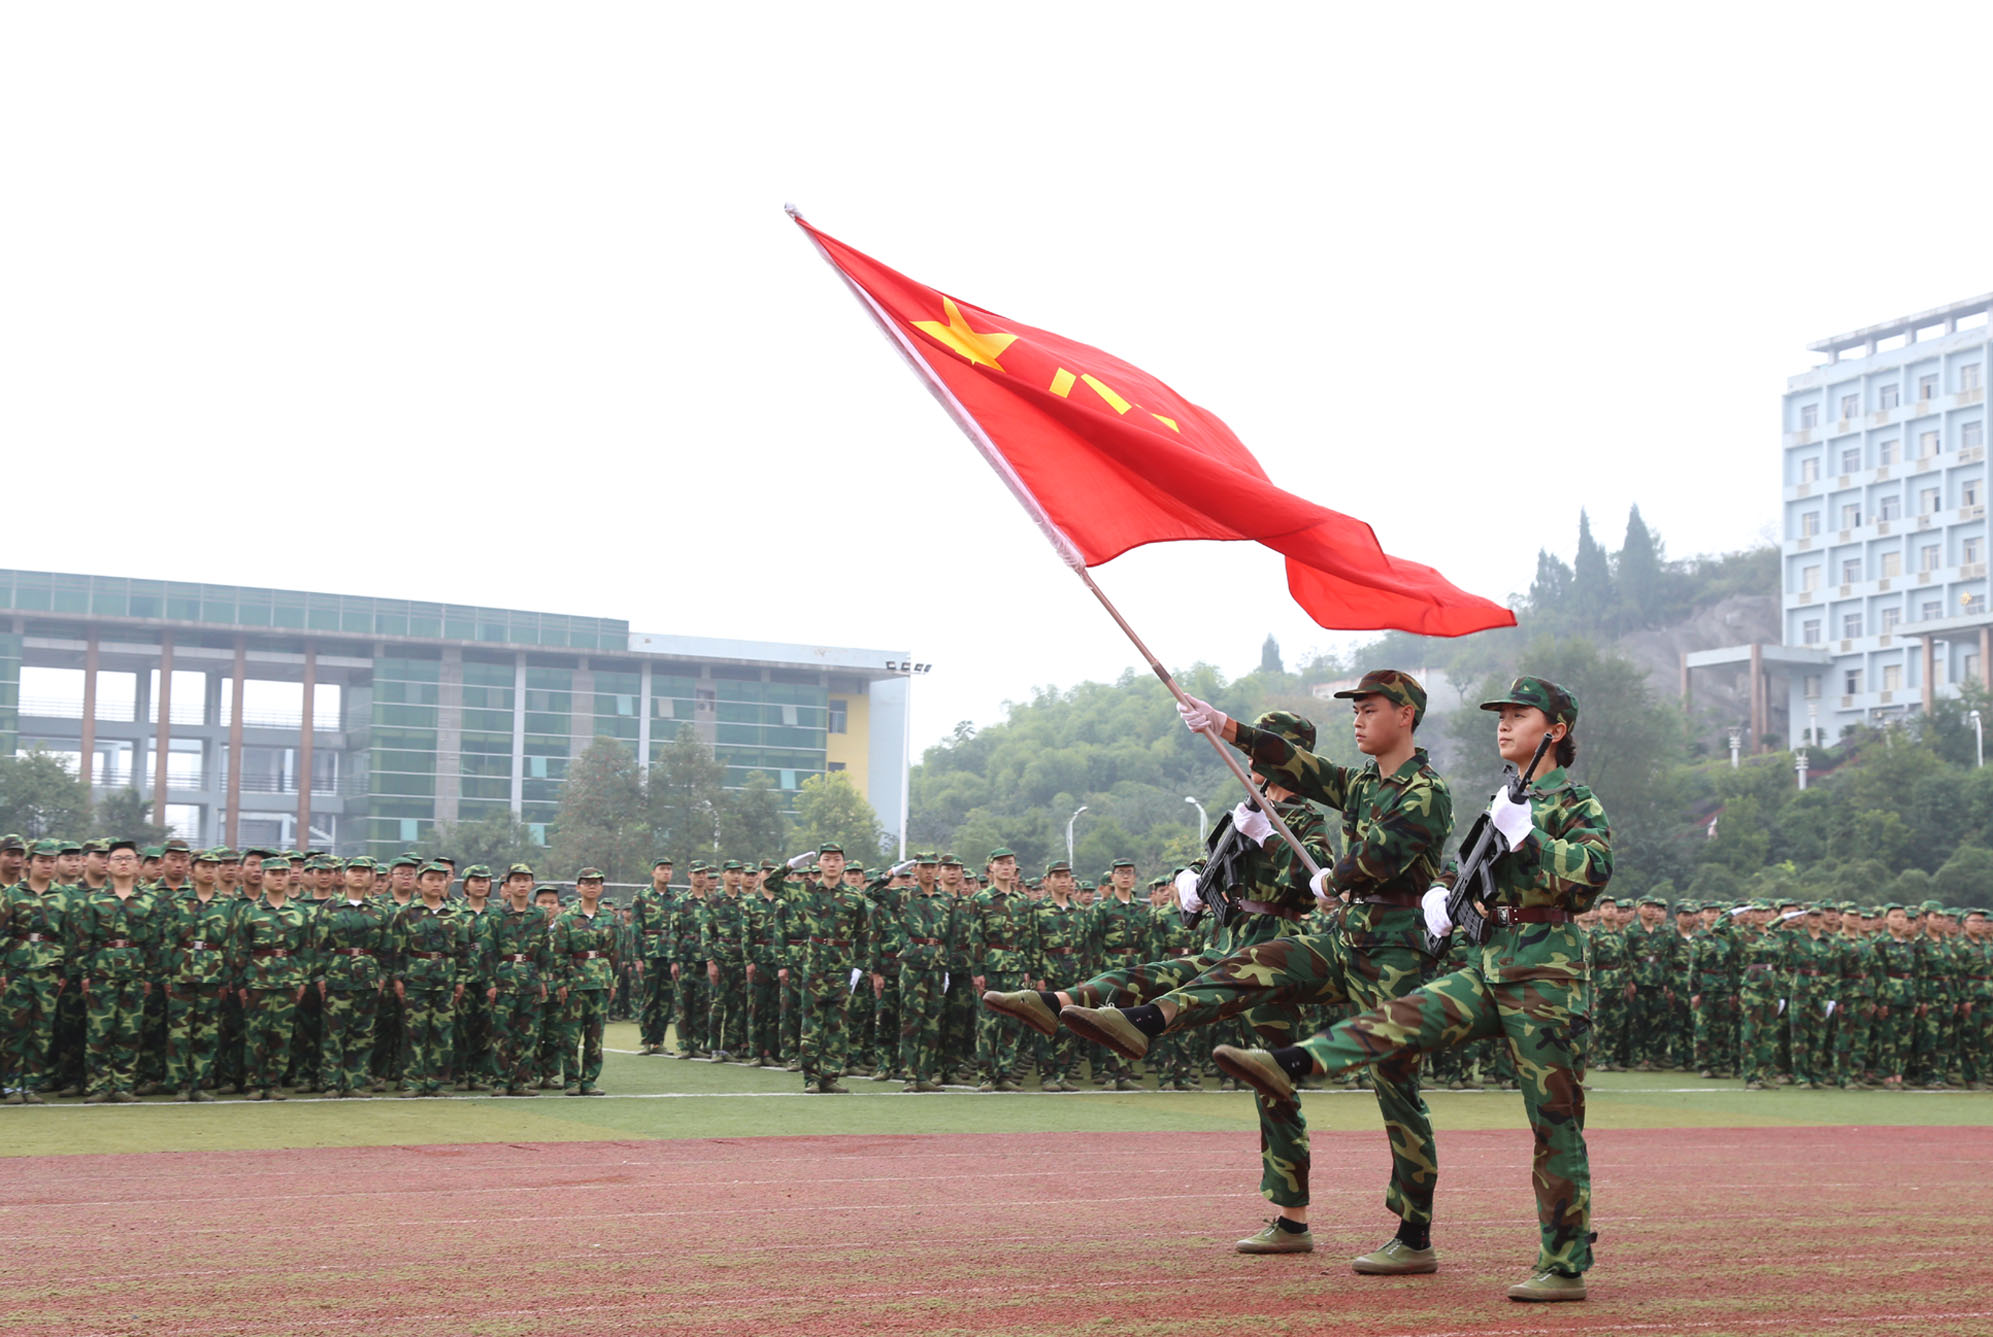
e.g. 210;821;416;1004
1799;404;1819;428
1841;558;1862;584
1966;537;1984;565
827;760;846;772
1923;600;1943;621
1800;511;1821;537
1921;430;1941;457
1920;374;1939;400
1801;619;1822;645
1921;545;1941;572
1965;421;1984;450
1882;605;1901;633
1845;668;1864;695
1880;439;1898;465
1966;652;1982;681
779;769;798;790
1967;480;1982;507
1799;457;1820;482
1964;364;1983;391
780;704;799;727
1880;384;1900;411
1922;488;1942;514
1878;495;1901;521
1804;674;1821;699
1802;565;1822;591
1881;551;1901;578
827;700;848;734
1840;447;1861;473
1839;504;1861;529
1842;613;1863;638
1883;664;1903;691
1840;393;1859;419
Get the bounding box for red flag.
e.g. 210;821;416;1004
794;214;1516;638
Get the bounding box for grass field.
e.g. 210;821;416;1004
4;1022;1991;1336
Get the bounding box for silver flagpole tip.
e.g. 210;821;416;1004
784;203;803;220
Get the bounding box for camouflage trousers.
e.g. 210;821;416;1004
319;986;380;1094
1692;990;1738;1075
1;968;61;1091
536;990;568;1084
674;965;708;1054
799;968;854;1081
1911;1000;1958;1083
897;965;947;1083
165;982;227;1094
637;960;675;1048
491;987;543;1091
780;960;806;1061
454;989;495;1086
403;987;457;1094
563;988;609;1086
287;984;324;1089
372;988;407;1084
707;963;746;1056
1869;998;1914;1081
242;987;299;1092
51;979;86;1090
1625;985;1671;1067
138;984;169;1088
216;988;245;1091
1738;991;1781;1083
846;970;876;1069
1590;975;1626;1068
977;969;1032;1081
1959;999;1992;1085
1834;1000;1876;1085
1297;965;1594;1276
1156;919;1434;1220
746;965;782;1062
940;972;978;1075
1788;992;1833;1084
870;968;902;1073
84;978;147;1097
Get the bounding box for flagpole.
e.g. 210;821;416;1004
789;205;1321;880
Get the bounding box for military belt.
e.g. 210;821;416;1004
907;937;945;946
1486;906;1572;928
331;947;374;957
1237;899;1305;922
1106;946;1142;954
1795;969;1823;976
1043;946;1078;954
1887;971;1913;979
187;939;215;951
503;953;534;963
102;937;135;948
1746;963;1773;972
572;950;607;960
1354;892;1423;908
14;931;49;943
751;938;774;946
878;952;899;961
251;948;293;957
983;941;1015;951
810;937;851;947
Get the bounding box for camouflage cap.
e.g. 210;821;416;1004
1838;900;1861;913
418;860;452;875
939;853;962;867
1480;676;1578;729
0;834;23;852
262;856;292;872
388;854;421;869
213;847;241;862
1332;669;1427;729
506;862;535;878
58;840;82;855
722;859;744;871
1882;902;1906;913
163;838;192;854
915;851;939;865
1966;908;1990;920
1804;904;1825;916
818;842;845;855
576;868;605;882
987;847;1015;862
1250;709;1317;752
140;846;165;860
1919;899;1946;915
1112;857;1135;869
1044;859;1072;876
192;847;222;864
29;838;61;857
652;856;675;868
462;865;492;880
758;858;779;871
346;856;379;871
83;838;113;854
533;883;562;897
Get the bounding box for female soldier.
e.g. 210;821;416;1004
1213;676;1611;1303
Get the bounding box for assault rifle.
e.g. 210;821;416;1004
1182;784;1272;934
1426;731;1555;957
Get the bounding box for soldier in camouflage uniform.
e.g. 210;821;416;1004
864;859;917;1079
632;858;677;1055
969;849;1040;1091
232;857;313;1100
70;841;158;1102
532;885;570;1087
1584;896;1625;1071
1737;902;1784;1089
1621;895;1678;1070
1029;861;1094;1091
1958;909;1992;1089
776;843;874;1093
1069;677;1445;1269
1870;904;1920;1089
938;855;981;1082
701;862;751;1062
449;865;498;1091
162;848;237;1100
891;853;957;1091
1833;899;1877;1088
489;869;554;1095
778;861;814;1069
1144;876;1198;1089
672;864;710;1058
1668;899;1700;1069
1689;902;1742;1079
370;853;421;1089
2;839;68;1102
1214;676;1610;1303
1786;905;1838;1087
390;861;469;1096
743;861;788;1066
1088;858;1152;1090
551;868;620;1095
313;856;390;1097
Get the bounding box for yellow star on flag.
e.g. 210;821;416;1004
913;297;1018;372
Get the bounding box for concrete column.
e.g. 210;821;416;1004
434;646;463;827
298;645;316;846
569;657;594;757
1748;643;1765;754
152;633;174;821
225;637;245;846
509;654;526;815
1923;635;1937;714
1982;627;1992;690
1678;652;1690;716
637;661;653;774
79;631;98;788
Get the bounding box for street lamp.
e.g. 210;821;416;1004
1973;709;1984;768
1727;728;1742;770
1184;795;1208;844
885;659;933;861
1807;703;1819;748
1795;748;1808;791
1067;804;1088;866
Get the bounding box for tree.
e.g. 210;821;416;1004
546;736;649;883
1571;510;1614;629
1528;548;1573;612
0;748;94;839
1616;505;1663;630
791;771;888;865
430;808;544;874
93;787;171;844
719;771;787;862
1260;634;1284;674
649;725;727;862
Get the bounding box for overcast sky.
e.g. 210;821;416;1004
9;4;1993;753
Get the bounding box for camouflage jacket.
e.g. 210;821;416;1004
1871;935;1920;1002
1689;919;1740;992
68;886;160;983
1915;936;1958;1003
163;889;239;987
232;897;314;990
1738;928;1785;998
1149;900;1196;959
552;903;622;991
865;885;906;967
1092;894;1149;964
313;896;391;991
670;893;707;962
1787;932;1840;996
488;902;554;993
742;893;788;969
1838;934;1877;1001
1473;767;1612;984
1589;924;1626;976
890;887;955;970
1;881;67;974
1033;898;1090;980
780;876;870;975
631;886;678;960
701;893;747;966
1230;725;1446;908
390;900;470;990
1956;935;1993;999
968;885;1038;977
944;888;978;971
1621;921;1679;987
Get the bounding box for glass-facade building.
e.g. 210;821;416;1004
0;569;907;857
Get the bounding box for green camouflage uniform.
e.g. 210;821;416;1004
2;875;68;1097
1294;720;1612;1281
1738;918;1785;1085
671;891;709;1056
779;880;813;1066
1870;929;1919;1082
1089;889;1152;1084
1587;920;1626;1070
162;887;239;1096
1911;921;1960;1085
892;880;956;1085
632;880;678;1050
701;890;749;1058
1154;723;1445;1221
1786;925;1839;1085
742;889;789;1064
969;878;1040;1084
782;871;871;1087
1835;923;1878;1087
1621;917;1678;1069
69;884;160;1099
863;881;904;1075
1033;894;1091;1085
1956;926;1993;1086
313;894;390;1095
1689;914;1741;1077
231;894;313;1094
390;898;470;1094
939;875;981;1078
551;898;621;1090
488;901;554;1093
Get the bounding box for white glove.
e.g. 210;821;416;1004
1174;868;1204;913
1421;886;1452;939
1824;999;1837;1019
1177;694;1229;736
787;851;815;872
848;967;863;993
1777;997;1787;1016
1488;792;1534;850
942;972;950;992
1310;869;1332;899
1231;802;1274;846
